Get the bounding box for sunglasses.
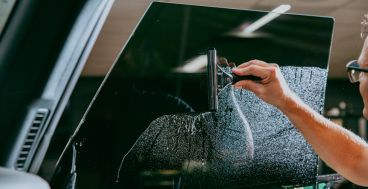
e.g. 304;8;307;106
346;60;368;83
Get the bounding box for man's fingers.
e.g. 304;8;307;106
218;57;229;67
228;62;236;68
218;57;238;68
237;59;269;68
233;80;262;94
232;64;271;79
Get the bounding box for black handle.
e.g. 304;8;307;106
232;74;261;84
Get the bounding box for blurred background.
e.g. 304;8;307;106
85;0;367;77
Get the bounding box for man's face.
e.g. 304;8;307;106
359;37;368;118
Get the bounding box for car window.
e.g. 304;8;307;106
0;0;17;36
52;2;334;189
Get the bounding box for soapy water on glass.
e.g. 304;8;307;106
116;66;327;188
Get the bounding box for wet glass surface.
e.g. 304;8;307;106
51;2;334;189
116;67;327;188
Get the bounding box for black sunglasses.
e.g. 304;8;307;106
346;60;368;83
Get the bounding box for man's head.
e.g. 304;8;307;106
358;37;368;118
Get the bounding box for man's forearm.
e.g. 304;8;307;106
280;96;368;186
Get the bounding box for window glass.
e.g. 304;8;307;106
52;2;334;189
0;0;17;36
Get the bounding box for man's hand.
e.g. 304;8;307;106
232;59;297;110
218;57;236;68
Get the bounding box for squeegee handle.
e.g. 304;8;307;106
232;74;261;84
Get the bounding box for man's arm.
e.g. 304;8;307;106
232;60;368;186
283;93;368;186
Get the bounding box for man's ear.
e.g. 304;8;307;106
360;39;368;66
361;13;368;40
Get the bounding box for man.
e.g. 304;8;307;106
232;37;368;186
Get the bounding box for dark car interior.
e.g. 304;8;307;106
0;0;113;188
